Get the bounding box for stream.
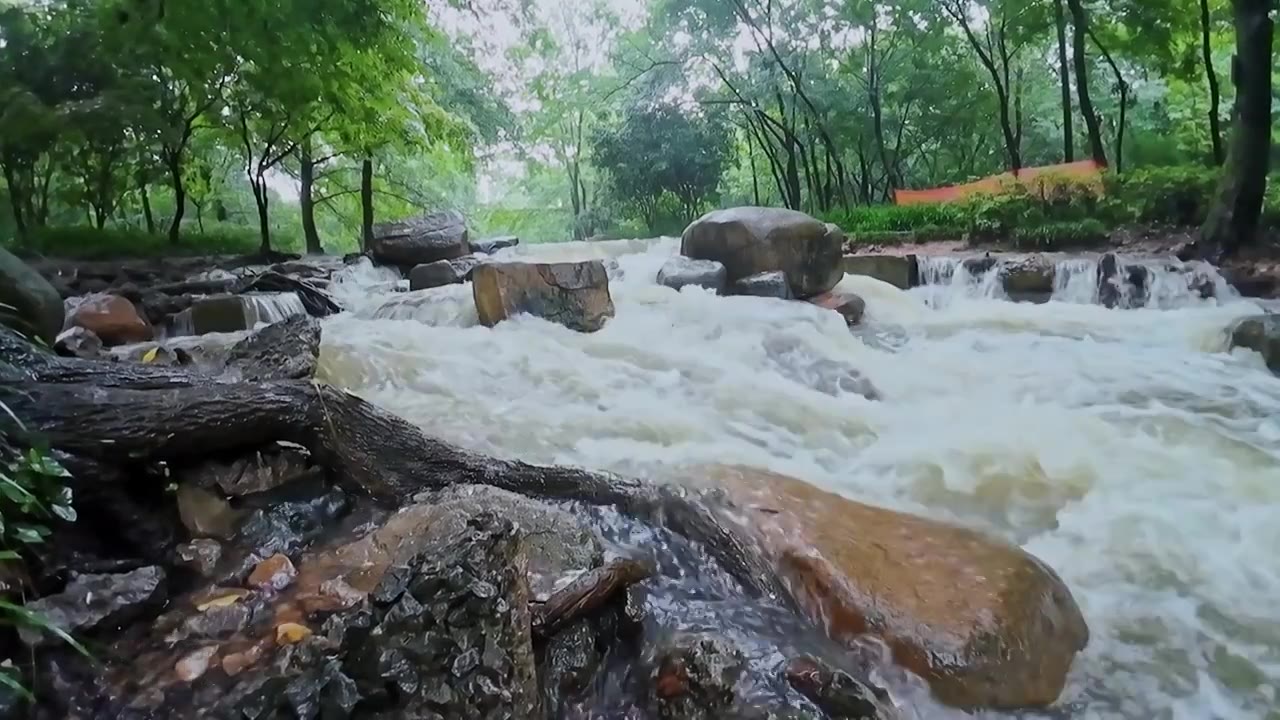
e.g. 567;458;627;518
317;238;1280;719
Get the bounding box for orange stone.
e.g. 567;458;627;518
695;465;1089;710
275;622;312;646
807;291;866;325
67;293;152;346
248;554;297;591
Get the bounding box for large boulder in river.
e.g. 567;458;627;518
681;207;844;299
472;260;615;333
0;245;64;344
694;466;1088;710
66;293;153;346
370;210;469;268
1229;314;1280;373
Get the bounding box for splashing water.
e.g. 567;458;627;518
243;292;307;325
317;238;1280;719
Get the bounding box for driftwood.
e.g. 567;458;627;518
532;557;655;637
0;318;791;602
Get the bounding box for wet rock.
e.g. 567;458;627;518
176;539;224;576
175;646;218;682
657;257;728;293
682;207;844;299
0;245;64;344
222;314;321;381
54;326;103;359
248;554;297;591
176;484;242;540
471;235;520;254
1229;314;1280;373
1097;253;1125;309
842;254;918;290
1003;255;1055;295
19;566;166;646
733;271;793;299
651;632;745;720
371;210;470;268
177;442;310;497
171;295;251;335
699;466;1089;710
409;254;486;290
808;291;866;325
66;293;153;346
473;260;615;333
232;483;350;560
274;621;312;645
785;655;894;720
542;620;601;712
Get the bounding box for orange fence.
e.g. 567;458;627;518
893;160;1105;205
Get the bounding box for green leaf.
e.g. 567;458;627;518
0;668;33;704
0;551;20;561
0;600;91;657
11;525;47;546
51;504;77;523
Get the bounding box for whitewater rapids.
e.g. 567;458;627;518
320;238;1280;720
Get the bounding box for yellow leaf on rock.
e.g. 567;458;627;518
196;589;250;612
142;347;159;363
275;622;312;645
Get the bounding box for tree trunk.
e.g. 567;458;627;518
251;176;271;254
1090;29;1129;174
1200;0;1225;165
1066;0;1108;167
1199;0;1274;259
1054;0;1075;162
361;156;375;252
299;142;322;255
3;162;27;238
995;86;1023;174
167;154;185;244
139;176;156;235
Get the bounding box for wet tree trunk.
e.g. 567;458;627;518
299;142;323;255
139;176;156;235
1200;0;1225;165
1199;0;1274;259
1089;29;1129;174
1054;0;1075;162
166;153;186;245
361;156;375;252
250;174;271;254
1066;0;1108;167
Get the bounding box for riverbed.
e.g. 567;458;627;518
320;238;1280;719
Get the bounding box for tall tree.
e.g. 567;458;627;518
1053;0;1075;162
1199;0;1226;164
1065;0;1108;166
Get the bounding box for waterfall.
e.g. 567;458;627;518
913;255;1007;308
1050;255;1240;309
243;292;307;325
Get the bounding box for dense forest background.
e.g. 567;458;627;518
0;0;1276;257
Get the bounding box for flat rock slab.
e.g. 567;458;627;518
472;260;615;333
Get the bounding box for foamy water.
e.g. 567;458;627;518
320;240;1280;719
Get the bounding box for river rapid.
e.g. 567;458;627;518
318;238;1280;720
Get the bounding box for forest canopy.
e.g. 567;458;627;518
0;0;1275;256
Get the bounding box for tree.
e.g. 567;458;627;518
1053;0;1075;162
1065;0;1108;166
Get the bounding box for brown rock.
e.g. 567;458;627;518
66;293;152;346
221;639;269;677
809;291;866;325
248;554;297;591
697;466;1088;710
175;484;240;540
681;207;844;299
472;261;615;333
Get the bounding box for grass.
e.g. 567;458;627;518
4;224;304;261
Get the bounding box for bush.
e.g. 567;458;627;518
1102;166;1218;226
824;204;967;234
8;224;276;260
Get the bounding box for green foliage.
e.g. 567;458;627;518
1010;219;1110;250
1102;166;1220;226
824;204;968;234
12;225;270;259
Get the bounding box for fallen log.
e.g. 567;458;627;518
532;557;655;637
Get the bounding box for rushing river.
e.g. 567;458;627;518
318;238;1280;720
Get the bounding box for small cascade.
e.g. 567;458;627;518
1049;254;1240;309
913;255;1007;308
1051;258;1099;304
243;292;307;325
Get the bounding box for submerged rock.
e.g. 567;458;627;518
177;443;311;497
682;207;844;299
733;271;793;299
650;632;745;720
697;466;1089;710
657;257;728;294
0;245;64;344
54;326;103;359
370;210;470;269
808;291;866;326
842;254;918;290
785;654;895;720
472;260;615;333
66;293;153;346
471;235;520;254
176;484;241;540
1229;314;1280;373
20;566;166;646
176;539;224;577
171;295;252;335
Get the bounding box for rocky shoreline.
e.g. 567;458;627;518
1;206;1276;718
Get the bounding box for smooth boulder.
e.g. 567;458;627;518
681;207;844;299
0;246;65;344
657;257;727;294
1229;314;1280;373
732;271;792;299
697;465;1089;710
370;211;469;268
66;293;153;346
472;260;615;333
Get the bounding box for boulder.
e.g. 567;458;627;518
842;254;918;290
66;293;153;346
409;254;486;291
698;466;1089;710
808;291;866;326
651;633;745;720
19;566;166;646
470;235;520;254
370;210;469;268
657;257;728;293
472;260;615;333
681;207;844;299
0;245;64;344
1229;314;1280;373
54;326;103;359
732;271;792;299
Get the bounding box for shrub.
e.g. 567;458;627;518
1102;166;1218;226
824;204;966;235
